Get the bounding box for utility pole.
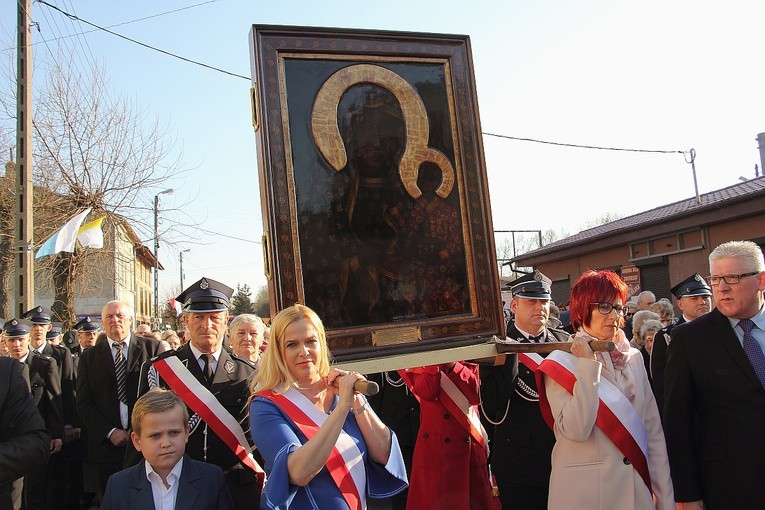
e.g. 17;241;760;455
153;188;173;326
15;0;34;316
180;249;190;291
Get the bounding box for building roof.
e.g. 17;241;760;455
511;176;765;264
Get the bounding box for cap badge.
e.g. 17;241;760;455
694;274;703;282
36;306;42;313
200;278;209;290
534;272;542;282
9;319;18;326
224;360;235;374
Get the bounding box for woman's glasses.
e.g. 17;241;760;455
590;302;627;316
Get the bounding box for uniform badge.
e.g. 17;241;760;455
182;358;189;367
224;360;235;374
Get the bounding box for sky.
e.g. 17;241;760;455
2;0;764;303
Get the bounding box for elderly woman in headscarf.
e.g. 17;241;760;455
537;270;673;509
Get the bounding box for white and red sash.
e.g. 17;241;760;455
398;368;490;458
152;356;265;489
258;388;366;510
518;352;545;375
533;351;652;491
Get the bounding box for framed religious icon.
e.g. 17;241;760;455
249;25;504;363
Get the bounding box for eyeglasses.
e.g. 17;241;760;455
590;302;627;316
704;271;760;286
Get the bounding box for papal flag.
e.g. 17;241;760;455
35;208;92;259
77;216;106;249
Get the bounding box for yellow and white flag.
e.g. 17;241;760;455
77;216;106;249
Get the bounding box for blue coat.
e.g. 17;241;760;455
100;455;234;510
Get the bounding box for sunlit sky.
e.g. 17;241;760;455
2;0;763;302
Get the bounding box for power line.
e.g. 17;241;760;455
483;132;686;155
36;0;249;80
31;3;691;158
101;1;220;29
194;226;261;244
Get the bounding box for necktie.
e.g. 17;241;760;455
529;333;544;343
200;354;213;384
740;319;765;390
114;342;127;405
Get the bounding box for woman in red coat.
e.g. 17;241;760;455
403;362;500;510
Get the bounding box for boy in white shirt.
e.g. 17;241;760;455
101;389;234;510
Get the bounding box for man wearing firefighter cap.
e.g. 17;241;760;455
138;277;259;509
480;270;569;509
649;272;713;418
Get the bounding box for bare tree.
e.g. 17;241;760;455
1;45;192;325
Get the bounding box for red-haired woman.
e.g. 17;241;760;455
537;270;674;509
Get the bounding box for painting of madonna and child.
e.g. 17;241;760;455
251;27;503;356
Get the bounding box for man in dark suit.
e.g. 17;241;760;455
76;300;166;498
4;318;63;510
480;270;569;510
70;317;101;509
23;306;76;433
0;356;50;510
138;277;259;510
664;240;765;509
649;273;712;418
23;305;78;509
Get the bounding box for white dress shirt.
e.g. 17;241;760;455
188;343;223;377
145;457;183;510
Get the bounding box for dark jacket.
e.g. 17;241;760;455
27;351;64;440
100;456;234;510
39;341;76;426
137;343;259;510
76;334;165;464
663;308;765;508
649;316;687;418
480;325;569;491
0;357;50;501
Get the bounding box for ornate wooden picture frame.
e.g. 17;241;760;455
249;25;504;362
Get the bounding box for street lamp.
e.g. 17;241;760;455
180;249;190;291
154;188;174;325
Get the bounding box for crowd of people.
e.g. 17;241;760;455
1;239;764;510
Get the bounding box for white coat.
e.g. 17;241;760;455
543;349;674;510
